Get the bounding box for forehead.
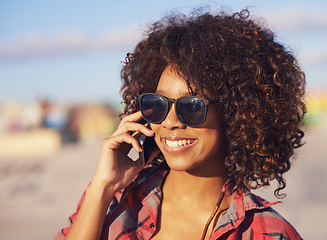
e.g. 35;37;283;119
156;65;215;100
155;66;191;97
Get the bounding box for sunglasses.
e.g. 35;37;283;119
138;93;219;127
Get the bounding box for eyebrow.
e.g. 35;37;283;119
155;89;191;96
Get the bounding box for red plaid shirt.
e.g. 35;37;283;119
54;163;302;240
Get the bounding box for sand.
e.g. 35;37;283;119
0;127;326;240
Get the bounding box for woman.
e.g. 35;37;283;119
54;9;305;240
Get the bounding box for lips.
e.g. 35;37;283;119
160;136;197;154
165;139;195;149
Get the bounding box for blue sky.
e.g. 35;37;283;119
1;0;327;104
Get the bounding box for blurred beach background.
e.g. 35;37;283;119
0;1;326;239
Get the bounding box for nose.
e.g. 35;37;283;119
161;103;186;130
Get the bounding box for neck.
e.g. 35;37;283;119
162;169;227;208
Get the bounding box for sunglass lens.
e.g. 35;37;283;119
176;97;206;127
140;94;167;123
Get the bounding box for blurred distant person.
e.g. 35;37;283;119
54;8;305;240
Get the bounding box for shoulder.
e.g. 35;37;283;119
243;193;302;240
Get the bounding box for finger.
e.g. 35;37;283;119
117;111;143;128
103;133;143;153
112;112;143;137
112;120;154;138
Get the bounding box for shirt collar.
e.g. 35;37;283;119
129;163;282;239
212;189;281;237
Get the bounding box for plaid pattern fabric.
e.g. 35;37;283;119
54;163;302;240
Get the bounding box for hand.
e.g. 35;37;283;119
91;111;155;197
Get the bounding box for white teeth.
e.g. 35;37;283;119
165;139;194;149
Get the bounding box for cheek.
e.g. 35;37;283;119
199;113;225;154
150;123;162;146
199;128;225;155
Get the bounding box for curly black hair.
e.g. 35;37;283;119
120;9;306;198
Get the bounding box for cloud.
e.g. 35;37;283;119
0;26;143;60
264;5;327;32
257;5;327;68
300;50;327;68
1;5;327;65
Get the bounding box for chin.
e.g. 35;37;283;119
164;155;202;172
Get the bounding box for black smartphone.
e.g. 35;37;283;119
138;123;159;166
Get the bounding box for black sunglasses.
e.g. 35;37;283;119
138;93;219;127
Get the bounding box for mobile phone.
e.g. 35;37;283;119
138;123;159;166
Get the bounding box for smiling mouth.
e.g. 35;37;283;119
165;139;196;149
